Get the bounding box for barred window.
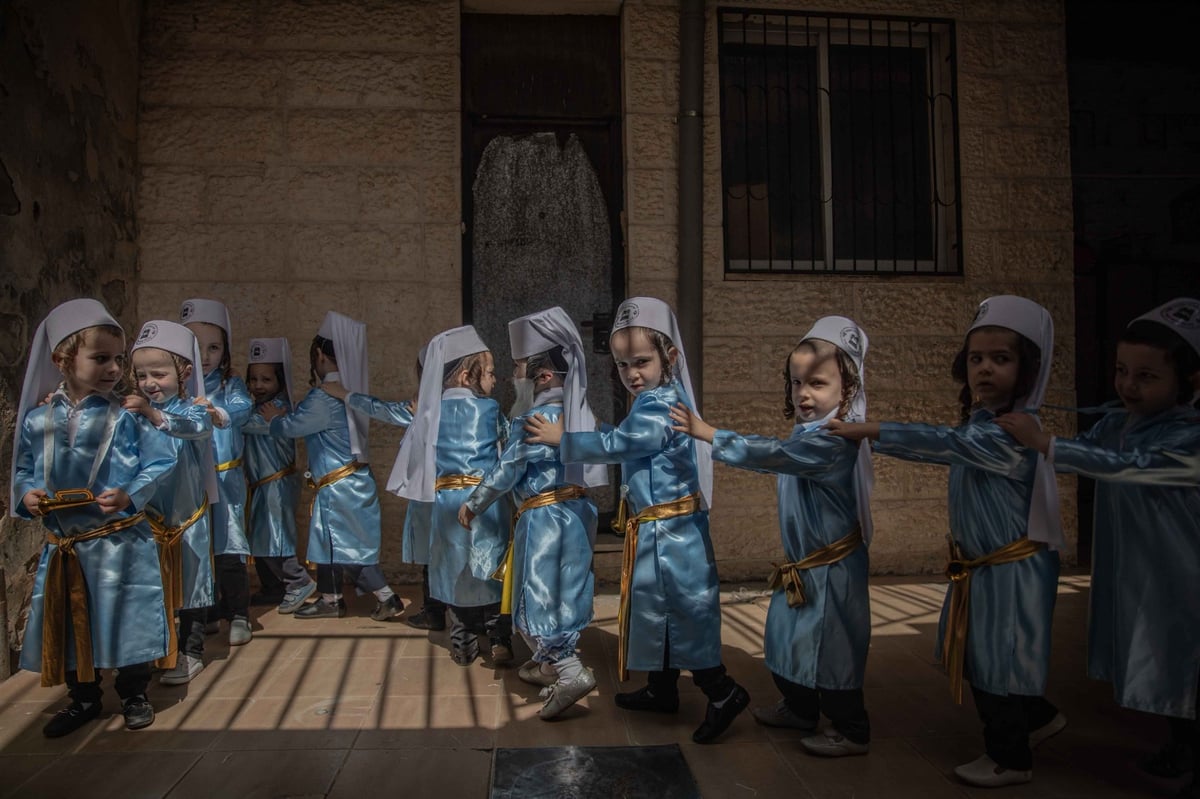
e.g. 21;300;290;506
718;10;962;275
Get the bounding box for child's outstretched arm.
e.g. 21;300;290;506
458;422;554;529
533;392;674;465
346;392;414;427
263;391;333;439
853;417;1029;475
825;420;881;441
668;402;716;443
122;394;164;427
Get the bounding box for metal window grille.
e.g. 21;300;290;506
718;9;963;275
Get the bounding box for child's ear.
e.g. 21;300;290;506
666;346;680;367
51;351;69;374
181;364;193;382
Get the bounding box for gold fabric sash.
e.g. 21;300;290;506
493;485;588;614
767;526;864;608
941;536;1046;704
147;499;210;670
41;512;147;687
434;474;483;491
215;457;243;473
249;462;296;491
307;461;365;491
617;493;702;682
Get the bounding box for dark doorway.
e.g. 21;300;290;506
462;14;625;518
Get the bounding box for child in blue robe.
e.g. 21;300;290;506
830;295;1064;788
525;297;750;744
999;297;1200;797
261;312;402;620
389;325;510;666
180;298;253;646
125;320;216;685
242;337;315;615
11;299;174;736
671;316;874;756
461;307;607;719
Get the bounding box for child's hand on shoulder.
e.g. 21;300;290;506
22;489;48;516
524;413;563;446
994;412;1051;455
122;394;164;426
259;401;285;422
669;402;716;444
322;381;349;401
457;504;475;530
194;397;228;428
95;488;132;514
825;420;880;441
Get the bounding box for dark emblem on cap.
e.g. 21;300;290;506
1160;301;1200;329
840;327;862;357
973;301;989;324
250;342;265;360
614;302;640;328
136;323;158;343
180;301;194;321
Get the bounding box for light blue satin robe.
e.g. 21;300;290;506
466;400;598;658
146;396;217;609
347;393;432;564
560;382;722;672
875;411;1060;696
205;371;252;556
242;396;301;557
1052;405;1200;718
428;389;509;608
269;385;382;565
14;393;173;671
713;425;870;689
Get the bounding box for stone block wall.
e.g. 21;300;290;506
0;0;143;672
136;0;463;582
623;0;1076;579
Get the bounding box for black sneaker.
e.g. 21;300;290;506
122;695;155;731
1141;741;1194;779
405;607;446;631
370;594;405;622
614;684;680;714
42;700;102;738
294;597;347;619
693;684;750;744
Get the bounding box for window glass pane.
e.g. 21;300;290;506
829;44;934;265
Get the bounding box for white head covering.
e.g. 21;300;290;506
1132;297;1200;361
132;320;219;503
611;297;712;509
10;299;123;516
317;312;370;461
968;295;1064;551
248;337;295;405
510;307;607;488
389;325;489;502
800;316;875;545
179;298;231;340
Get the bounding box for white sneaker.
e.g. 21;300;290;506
953;754;1032;787
800;728;870;757
538;668;597;720
518;660;557;687
159;654;204;685
1029;712;1066;749
229;618;252;646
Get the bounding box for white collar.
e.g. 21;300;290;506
442;387;475;399
534;386;564;405
323;371;341;383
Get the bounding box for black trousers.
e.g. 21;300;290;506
211;553;250;621
420;566;446;614
260;555;313;592
67;663;151;704
971;687;1059;770
1166;674;1200;774
254;557;286;596
645;632;735;703
447;602;505;655
178;609;207;657
315;563;387;595
773;671;870;744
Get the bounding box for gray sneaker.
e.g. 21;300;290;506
538;669;597;720
751;699;818;731
159;653;204;685
229;617;252;646
277;581;317;614
518;660;557;687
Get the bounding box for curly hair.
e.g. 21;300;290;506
781;339;862;421
950;326;1042;422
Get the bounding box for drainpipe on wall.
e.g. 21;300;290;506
677;0;704;411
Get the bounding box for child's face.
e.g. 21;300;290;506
1114;341;1179;417
54;328;125;399
187;322;225;375
611;328;673;396
247;363;282;403
966;328;1020;411
478;352;497;397
132;347;189;403
789;345;844;422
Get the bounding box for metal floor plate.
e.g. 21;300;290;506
490;744;702;799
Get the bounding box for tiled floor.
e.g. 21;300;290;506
0;573;1187;798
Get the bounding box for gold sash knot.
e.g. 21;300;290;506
147;498;210;669
41;512;147;687
215;457;243;473
434;474;483;491
617;493;702;681
767;527;864;608
941;536;1045;704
